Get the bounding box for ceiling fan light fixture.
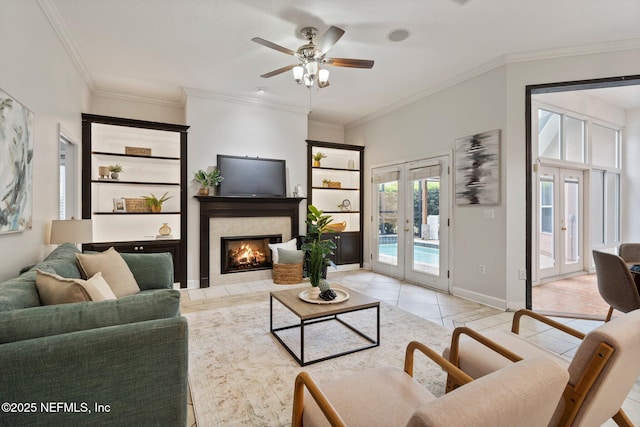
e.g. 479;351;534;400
305;61;318;78
318;68;330;87
292;65;304;84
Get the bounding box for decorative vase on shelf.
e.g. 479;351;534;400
159;223;171;236
151;205;162;213
198;187;209;196
110;172;119;180
313;160;320;167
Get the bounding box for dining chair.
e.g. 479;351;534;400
619;243;640;264
444;309;640;427
292;340;569;427
593;250;640;321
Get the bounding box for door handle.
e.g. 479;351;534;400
404;228;410;232
561;227;567;231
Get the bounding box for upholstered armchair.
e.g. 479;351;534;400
292;340;569;427
593;250;640;321
444;309;640;426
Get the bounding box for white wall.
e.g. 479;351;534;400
347;67;508;308
0;1;91;281
308;121;345;144
184;92;308;287
348;48;640;310
91;93;185;125
623;108;640;242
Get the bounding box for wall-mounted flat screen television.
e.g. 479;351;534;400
217;155;287;197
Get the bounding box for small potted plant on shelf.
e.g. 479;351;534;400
142;192;173;213
193;169;224;196
322;179;331;188
108;164;123;180
301;205;337;301
312;152;327;167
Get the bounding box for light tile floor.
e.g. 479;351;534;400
180;269;640;427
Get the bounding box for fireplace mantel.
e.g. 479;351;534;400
195;196;306;287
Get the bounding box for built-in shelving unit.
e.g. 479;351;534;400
307;140;364;266
81;114;189;286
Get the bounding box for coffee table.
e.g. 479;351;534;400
270;284;380;366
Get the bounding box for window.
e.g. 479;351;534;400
540;178;553;234
538;108;586;163
591;169;620;248
591;123;620;169
59;131;78;219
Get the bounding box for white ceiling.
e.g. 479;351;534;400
46;0;640;126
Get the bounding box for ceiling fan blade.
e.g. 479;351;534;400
316;26;345;55
260;64;297;78
325;57;374;69
251;37;296;56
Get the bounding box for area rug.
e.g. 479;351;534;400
185;289;452;426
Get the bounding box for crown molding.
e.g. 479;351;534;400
347;38;640;130
308;120;344;131
93;90;185;108
37;0;95;91
182;87;310;116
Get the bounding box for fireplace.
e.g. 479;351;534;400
221;235;281;274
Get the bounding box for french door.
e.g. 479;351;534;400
538;166;584;279
372;155;450;292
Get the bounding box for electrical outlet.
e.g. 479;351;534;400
518;269;527;280
479;264;486;274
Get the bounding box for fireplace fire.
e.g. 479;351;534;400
221;235;282;274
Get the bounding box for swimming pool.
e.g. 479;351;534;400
378;243;439;265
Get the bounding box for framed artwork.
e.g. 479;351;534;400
113;198;127;213
455;129;500;205
0;89;33;233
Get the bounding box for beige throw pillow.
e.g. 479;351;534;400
76;247;140;297
35;270;116;305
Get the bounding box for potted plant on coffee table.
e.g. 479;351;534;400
142;192;172;213
301;205;337;300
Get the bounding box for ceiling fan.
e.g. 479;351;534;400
252;26;374;89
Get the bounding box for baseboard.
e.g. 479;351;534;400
451;286;507;311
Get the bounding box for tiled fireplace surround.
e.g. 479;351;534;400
196;196;305;287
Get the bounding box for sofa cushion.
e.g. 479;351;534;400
120;252;174;290
35;270;116;305
0;270;42;312
38;243;83;278
76;248;140;297
0;289;181;344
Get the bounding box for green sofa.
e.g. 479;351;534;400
0;243;188;426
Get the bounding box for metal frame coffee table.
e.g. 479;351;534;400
270;284;380;366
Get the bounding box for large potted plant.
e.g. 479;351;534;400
301;205;337;300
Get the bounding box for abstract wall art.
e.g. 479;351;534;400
0;89;33;233
455;129;500;205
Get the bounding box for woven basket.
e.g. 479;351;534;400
125;146;152;156
272;262;303;285
328;181;342;189
124;198;151;213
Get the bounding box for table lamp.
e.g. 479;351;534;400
50;219;93;244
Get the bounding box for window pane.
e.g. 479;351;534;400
539;177;554;269
605;173;620;244
590;170;604;246
377;180;398;265
592;124;619;168
565;116;585;163
538;109;561;159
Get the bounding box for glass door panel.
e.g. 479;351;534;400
372;167;402;278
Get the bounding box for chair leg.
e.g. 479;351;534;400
612;408;634;427
606;306;614;322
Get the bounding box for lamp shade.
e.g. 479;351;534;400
50;219;93;244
